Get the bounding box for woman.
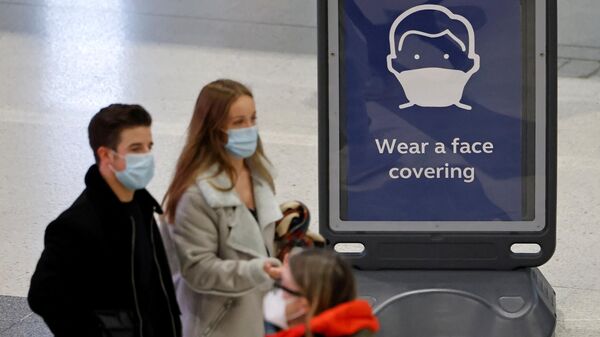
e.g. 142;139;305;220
265;249;379;337
161;79;283;337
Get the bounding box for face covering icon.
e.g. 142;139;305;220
386;4;480;110
225;126;258;158
111;152;155;191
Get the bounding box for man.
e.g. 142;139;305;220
28;104;181;337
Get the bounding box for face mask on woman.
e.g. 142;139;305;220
263;288;306;329
110;151;155;191
225;126;258;158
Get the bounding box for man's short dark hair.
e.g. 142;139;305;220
88;104;152;162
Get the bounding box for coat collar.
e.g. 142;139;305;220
195;160;281;229
84;164;163;214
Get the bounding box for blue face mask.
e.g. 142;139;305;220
225;126;258;158
111;152;155;191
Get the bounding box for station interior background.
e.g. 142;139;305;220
0;0;599;336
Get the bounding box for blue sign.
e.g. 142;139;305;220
341;0;530;221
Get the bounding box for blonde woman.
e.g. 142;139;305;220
162;79;282;337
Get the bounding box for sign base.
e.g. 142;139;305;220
355;268;556;337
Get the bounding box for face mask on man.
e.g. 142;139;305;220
225;126;258;158
110;151;155;191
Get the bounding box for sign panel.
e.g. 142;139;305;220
318;0;557;269
342;1;529;222
326;0;548;232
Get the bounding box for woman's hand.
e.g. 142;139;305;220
264;260;282;280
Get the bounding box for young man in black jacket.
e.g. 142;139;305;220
28;104;182;337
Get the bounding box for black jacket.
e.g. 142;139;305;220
28;165;181;337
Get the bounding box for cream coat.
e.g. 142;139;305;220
161;164;282;337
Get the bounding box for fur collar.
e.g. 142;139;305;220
195;160;282;229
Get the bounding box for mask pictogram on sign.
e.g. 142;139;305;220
386;5;481;110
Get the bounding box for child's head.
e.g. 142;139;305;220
280;249;357;325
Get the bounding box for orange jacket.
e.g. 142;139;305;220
267;300;379;337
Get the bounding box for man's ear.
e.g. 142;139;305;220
96;146;112;167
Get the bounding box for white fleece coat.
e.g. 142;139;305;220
161;164;282;337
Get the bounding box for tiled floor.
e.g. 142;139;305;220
0;0;599;336
0;296;50;337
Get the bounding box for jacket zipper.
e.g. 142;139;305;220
130;216;144;337
150;216;178;337
202;299;234;337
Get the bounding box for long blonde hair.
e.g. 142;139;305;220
289;249;357;336
163;79;274;223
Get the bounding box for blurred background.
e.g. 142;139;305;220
0;0;598;336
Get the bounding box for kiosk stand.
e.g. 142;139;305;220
318;1;557;336
355;269;555;336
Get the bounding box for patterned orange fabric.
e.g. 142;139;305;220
274;201;325;261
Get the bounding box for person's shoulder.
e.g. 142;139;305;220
179;183;211;211
46;190;98;237
170;182;221;225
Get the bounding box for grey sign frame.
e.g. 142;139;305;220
317;0;557;270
